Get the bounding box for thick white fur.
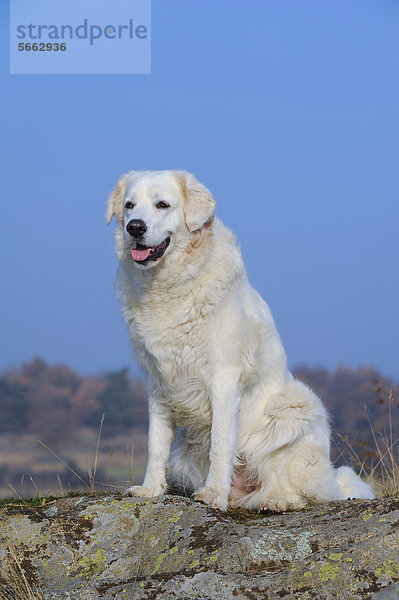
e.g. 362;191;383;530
108;170;374;512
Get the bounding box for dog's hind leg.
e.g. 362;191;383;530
236;380;340;511
231;443;338;512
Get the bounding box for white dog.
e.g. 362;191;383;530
107;170;373;512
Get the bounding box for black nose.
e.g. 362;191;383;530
126;219;147;238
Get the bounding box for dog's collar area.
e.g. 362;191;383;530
131;236;171;263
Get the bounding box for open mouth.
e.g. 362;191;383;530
131;237;171;264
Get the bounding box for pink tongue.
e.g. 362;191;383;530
131;247;152;262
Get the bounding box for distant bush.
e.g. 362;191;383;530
0;376;28;432
0;358;147;446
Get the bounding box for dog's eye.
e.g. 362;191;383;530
156;201;170;209
125;201;134;210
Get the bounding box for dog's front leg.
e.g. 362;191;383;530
125;396;174;498
194;372;241;511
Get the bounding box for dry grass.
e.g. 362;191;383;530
0;426;147;499
366;389;399;497
37;414;140;497
339;388;398;497
0;546;43;600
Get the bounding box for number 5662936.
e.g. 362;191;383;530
18;43;67;51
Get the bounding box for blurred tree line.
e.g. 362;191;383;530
0;357;397;452
0;358;147;446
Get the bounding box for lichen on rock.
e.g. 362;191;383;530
0;494;398;599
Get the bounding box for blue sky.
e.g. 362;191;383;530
1;0;398;378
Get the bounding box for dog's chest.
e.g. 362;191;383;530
129;297;212;421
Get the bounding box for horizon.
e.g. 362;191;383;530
1;355;397;386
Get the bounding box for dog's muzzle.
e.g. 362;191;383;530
131;237;171;264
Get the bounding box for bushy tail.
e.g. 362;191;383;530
334;466;374;499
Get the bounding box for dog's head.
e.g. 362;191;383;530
107;170;215;269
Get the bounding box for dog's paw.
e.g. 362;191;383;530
194;486;228;511
124;484;165;499
262;495;307;512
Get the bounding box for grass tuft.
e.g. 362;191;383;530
0;546;43;600
338;387;398;497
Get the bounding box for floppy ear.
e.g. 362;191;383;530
181;172;216;232
106;175;128;226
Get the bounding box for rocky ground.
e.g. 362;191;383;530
0;494;398;599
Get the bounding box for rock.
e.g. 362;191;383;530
0;494;398;599
371;584;399;599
